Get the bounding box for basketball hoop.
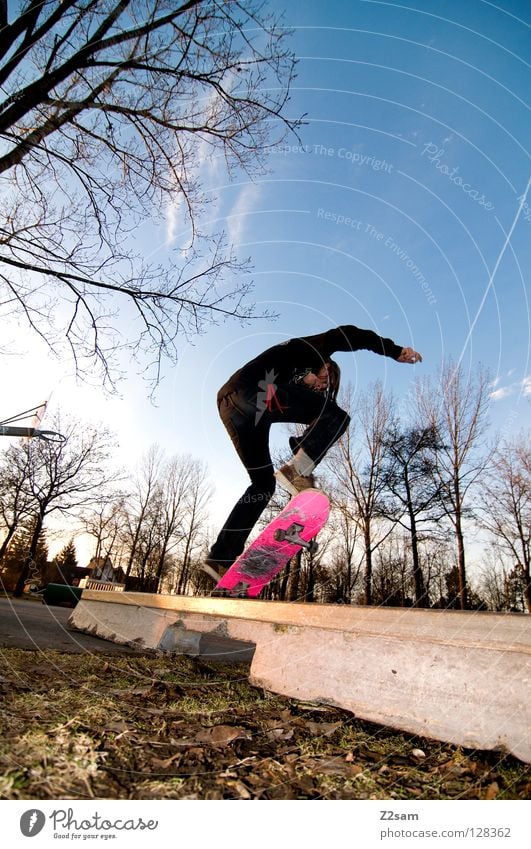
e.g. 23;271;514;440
0;403;66;443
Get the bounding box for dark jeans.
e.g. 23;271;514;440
208;381;350;564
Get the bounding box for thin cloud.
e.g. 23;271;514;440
490;374;531;401
165;197;181;245
490;386;512;401
164;132;224;246
227;182;261;246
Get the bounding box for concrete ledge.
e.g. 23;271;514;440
69;591;531;763
157;622;255;663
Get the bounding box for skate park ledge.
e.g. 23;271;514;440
69;590;531;764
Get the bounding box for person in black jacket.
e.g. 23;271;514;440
204;325;422;577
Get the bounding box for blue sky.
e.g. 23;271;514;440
2;0;530;559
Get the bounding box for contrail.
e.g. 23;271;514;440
459;175;531;366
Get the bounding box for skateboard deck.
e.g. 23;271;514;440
212;489;330;598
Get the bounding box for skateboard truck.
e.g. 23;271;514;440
273;522;319;554
211;581;252;599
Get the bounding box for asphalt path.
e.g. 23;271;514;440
0;596;147;655
0;596;255;662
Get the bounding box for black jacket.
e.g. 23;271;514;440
218;325;403;397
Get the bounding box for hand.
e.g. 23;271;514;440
397;347;422;364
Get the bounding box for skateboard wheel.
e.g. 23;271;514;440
308;540;319;554
210;588;230;598
273;528;287;542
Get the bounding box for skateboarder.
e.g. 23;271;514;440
205;324;422;576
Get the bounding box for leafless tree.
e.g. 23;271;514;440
83;496;126;567
173;457;210;594
371;534;455;609
0;1;300;388
0;521;49;590
379;424;446;607
322;496;362;603
479;432;530;613
419;538;454;608
325;382;395;605
139;452;207;592
372;533;413;607
8;413;117;595
0;442;34;564
116;446;211;592
416;360;490;609
476;546;521;612
148;456;190;587
121;444;163;578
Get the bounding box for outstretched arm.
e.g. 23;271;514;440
288;327;422;365
397;346;423;364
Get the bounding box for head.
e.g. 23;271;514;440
303;359;341;400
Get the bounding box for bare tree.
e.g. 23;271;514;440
476;546;524;612
479;432;530;613
372;534;412;607
420;538;454;608
117;446;211;593
145;453;206;592
0;443;34;564
130;498;161;590
416;360;490;609
9;413;117;595
0;1;299;388
173;457;210;594
379;424;446;607
84;497;126;566
0;522;49;591
121;444;163;578
150;458;188;589
325;382;395;605
322;496;361;603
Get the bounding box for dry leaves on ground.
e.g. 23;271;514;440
0;648;529;800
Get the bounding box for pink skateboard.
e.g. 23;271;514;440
211;489;330;598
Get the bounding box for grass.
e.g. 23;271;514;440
0;648;529;800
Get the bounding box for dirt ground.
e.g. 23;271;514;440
0;648;529;800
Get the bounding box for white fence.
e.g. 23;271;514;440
79;578;125;592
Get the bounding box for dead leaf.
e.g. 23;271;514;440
151;753;182;770
302;720;342;738
305;757;363;777
226;780;252;799
265;727;294;742
484;782;500;800
361;748;384;762
195;725;251;747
